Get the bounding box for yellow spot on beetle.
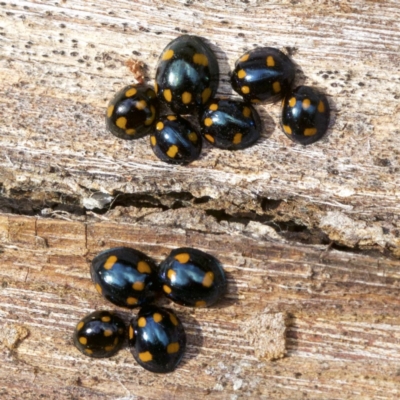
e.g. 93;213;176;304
167;269;177;282
202;87;212;104
182;92;192;104
107;105;114;118
166;145;179;158
251;99;261;104
150;136;156;146
162;49;174;60
242;107;251;118
135;100;147;110
202;271;214;287
304;128;317;136
188;132;198;142
129;325;134;340
126;297;138;305
138;317;147;328
167;115;177;121
77;321;84;331
114;337;119;345
126;129;136;135
318;100;325;113
195;300;207;308
266;56;275;67
272;81;281;93
209;103;218;111
154;82;158;94
163;89;172;102
85;349;93;355
193;53;208;66
174;253;190;263
104;256;118;270
204;117;213;127
205;134;215;143
167;342;180;354
145;106;156;126
289;97;296;107
139;351;153;362
125;87;137;97
241;86;250;94
101;315;111;322
79;337;87;345
95;283;102;295
283;125;292;135
156;121;164;130
153;313;162;323
116;117;127;129
163;285;172;294
104;329;113;337
233;133;242;145
237;69;246;79
169;313;178;326
132;281;145;291
240;53;249;62
104;345;114;352
302;99;311;109
137;261;151;274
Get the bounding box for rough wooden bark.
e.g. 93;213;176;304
1;0;400;399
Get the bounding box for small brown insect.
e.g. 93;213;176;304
126;59;145;84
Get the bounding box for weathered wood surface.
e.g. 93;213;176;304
1;0;400;399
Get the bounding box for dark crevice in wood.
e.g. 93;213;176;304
0;190;395;259
0;194;84;216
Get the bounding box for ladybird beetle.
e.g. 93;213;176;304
73;311;125;358
106;84;159;140
150;114;202;164
91;247;159;309
155;35;219;115
158;247;226;307
129;305;186;373
199;99;261;150
231;47;295;104
281;86;330;145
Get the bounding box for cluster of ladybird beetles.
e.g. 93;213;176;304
73;246;226;373
105;34;331;164
74;34;332;373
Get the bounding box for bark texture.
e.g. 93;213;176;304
1;0;400;399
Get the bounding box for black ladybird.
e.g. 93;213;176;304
199;99;261;150
155;35;219;115
129;305;186;373
106;84;159;140
158;247;226;307
231;47;295;104
281;86;330;145
150;114;202;164
91;247;158;308
73;310;125;358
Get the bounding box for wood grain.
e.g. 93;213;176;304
1;0;400;398
1;214;400;400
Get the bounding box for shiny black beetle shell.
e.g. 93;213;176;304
150;114;202;164
129;305;186;373
155;35;219;115
231;47;295;104
90;247;159;309
199;98;261;150
106;84;159;140
281;86;330;145
73;310;126;358
158;247;226;307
